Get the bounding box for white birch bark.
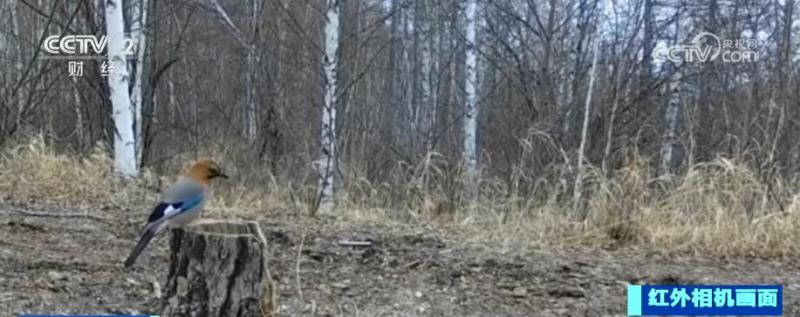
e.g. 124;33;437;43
660;8;683;176
317;0;340;214
130;0;148;166
660;71;681;174
105;0;138;179
572;36;600;217
244;0;260;142
420;9;433;151
463;0;479;179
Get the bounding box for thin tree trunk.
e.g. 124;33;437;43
11;0;23;128
660;9;683;176
316;0;340;214
105;0;138;179
0;0;7;68
244;0;260;143
419;1;433;152
386;0;401;146
130;0;149;167
72;77;85;150
409;5;420;154
661;71;682;175
463;0;479;179
602;62;622;175
573;36;599;218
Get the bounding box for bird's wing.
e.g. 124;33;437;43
145;177;206;223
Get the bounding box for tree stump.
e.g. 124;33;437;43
161;220;275;317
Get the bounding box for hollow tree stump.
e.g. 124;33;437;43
161;220;275;317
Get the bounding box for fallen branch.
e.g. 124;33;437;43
337;240;374;247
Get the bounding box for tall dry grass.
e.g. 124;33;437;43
1;137;799;258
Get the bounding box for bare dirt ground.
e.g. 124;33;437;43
1;206;799;317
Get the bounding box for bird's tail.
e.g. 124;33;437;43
124;228;156;268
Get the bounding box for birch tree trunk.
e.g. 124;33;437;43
244;0;260;143
387;0;402;145
463;0;479;179
105;0;138;179
316;0;340;214
418;2;433;152
572;36;599;218
129;0;148;167
661;71;682;175
660;9;682;176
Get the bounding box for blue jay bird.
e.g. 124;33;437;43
124;159;228;267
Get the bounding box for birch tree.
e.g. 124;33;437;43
244;0;261;143
661;70;682;175
463;0;479;179
316;0;340;214
105;0;138;179
129;0;148;166
661;8;682;176
573;26;600;218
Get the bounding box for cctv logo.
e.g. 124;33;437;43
42;34;137;58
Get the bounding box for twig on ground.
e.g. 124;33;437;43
337;239;373;247
295;229;307;304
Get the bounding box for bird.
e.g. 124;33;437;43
124;159;228;268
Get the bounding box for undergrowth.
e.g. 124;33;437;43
1;136;799;259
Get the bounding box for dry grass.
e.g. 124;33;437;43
2;137;799;259
0;136;158;209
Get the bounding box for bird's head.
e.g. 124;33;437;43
187;159;229;182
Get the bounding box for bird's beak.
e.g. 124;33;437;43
218;173;229;179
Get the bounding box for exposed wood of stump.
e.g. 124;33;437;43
161;220;276;317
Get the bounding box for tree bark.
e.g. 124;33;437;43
463;0;479;180
161;220;275;317
105;0;138;179
573;35;599;220
660;9;683;176
130;0;149;167
316;0;340;215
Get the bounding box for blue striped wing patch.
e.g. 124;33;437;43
147;195;204;223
